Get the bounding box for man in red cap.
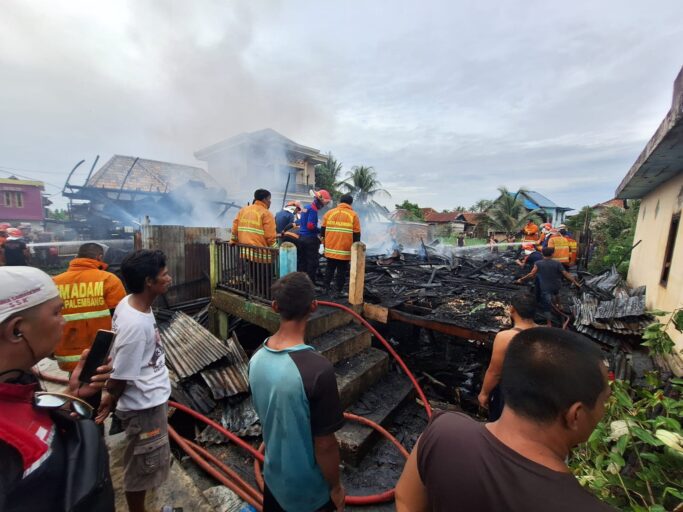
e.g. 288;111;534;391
298;190;332;286
3;228;29;266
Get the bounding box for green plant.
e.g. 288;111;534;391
395;200;424;221
482;187;542;235
569;308;683;511
588;202;640;278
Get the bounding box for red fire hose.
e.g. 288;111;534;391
36;301;433;506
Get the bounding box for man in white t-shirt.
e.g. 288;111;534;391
97;250;172;512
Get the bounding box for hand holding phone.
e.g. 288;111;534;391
78;330;116;385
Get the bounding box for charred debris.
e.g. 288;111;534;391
362;240;655;383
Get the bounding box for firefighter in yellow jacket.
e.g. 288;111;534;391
53;243;126;372
321;194;361;297
231;189;278;295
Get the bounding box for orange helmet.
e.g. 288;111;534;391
314;189;332;203
541;223;552;231
6;228;22;238
522;243;535;251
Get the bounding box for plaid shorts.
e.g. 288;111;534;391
116;402;170;492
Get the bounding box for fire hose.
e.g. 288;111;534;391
35;301;433;507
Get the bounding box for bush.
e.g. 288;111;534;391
569;309;683;511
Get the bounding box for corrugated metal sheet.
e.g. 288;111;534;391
161;312;231;378
161;311;249;402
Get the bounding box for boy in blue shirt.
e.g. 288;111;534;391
249;272;345;511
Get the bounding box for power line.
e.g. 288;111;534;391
0;167;64;190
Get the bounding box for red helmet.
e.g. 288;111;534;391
0;223;10;230
7;228;22;238
522;243;535;251
315;189;332;203
542;223;552;231
286;200;302;211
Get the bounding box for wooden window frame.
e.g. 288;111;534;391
660;212;681;286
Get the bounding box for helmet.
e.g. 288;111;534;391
558;224;567;230
315;189;332;203
7;228;22;238
522;243;535;251
541;223;552;232
0;223;11;230
286;200;302;211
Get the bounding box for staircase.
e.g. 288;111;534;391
211;290;415;465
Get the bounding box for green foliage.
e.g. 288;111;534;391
482;187;541;235
47;208;69;221
565;205;592;237
395;200;424;221
470;199;493;213
569;310;683;511
340;166;390;203
588;202;640;278
314;152;343;198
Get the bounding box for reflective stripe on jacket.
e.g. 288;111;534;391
53;258;126;371
547;234;570;264
231;200;277;262
322;203;361;261
567;236;578;266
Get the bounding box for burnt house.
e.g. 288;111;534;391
64;155;232;236
194;128;327;205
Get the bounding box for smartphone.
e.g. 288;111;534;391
78;330;116;384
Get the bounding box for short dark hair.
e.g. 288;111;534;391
542;247;554;257
254;189;271;202
77;242;105;260
340;194;353;205
120;250;167;293
510;292;536;320
502;327;606;423
271;272;315;321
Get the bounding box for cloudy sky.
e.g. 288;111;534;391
1;0;682;212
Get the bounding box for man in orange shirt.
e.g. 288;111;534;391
53;243;126;373
321;194;361;297
522;220;540;243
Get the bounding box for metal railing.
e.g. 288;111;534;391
215;241;279;302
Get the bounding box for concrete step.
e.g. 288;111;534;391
310;323;372;365
212;289;353;336
337;371;415;465
336;347;389;410
306;305;354;339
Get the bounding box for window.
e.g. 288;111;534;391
660;212;680;286
1;191;24;208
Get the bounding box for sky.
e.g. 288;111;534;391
1;0;682;212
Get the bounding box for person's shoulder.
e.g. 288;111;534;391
289;348;333;372
427;411;481;436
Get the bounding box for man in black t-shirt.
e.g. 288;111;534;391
515;246;580;324
396;328;614;512
3;229;29;266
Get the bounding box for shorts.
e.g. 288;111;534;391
539;291;558;320
116;402;171;492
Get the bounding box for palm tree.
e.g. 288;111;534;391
340;166;390;203
483;187;541;235
470;199;493;213
314;153;343;196
340;166;391;220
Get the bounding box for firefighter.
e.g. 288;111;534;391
53;243;126;373
545;228;570;266
282;225;303;271
298;189;332;285
537;223;553;250
321;194;361;297
560;226;579;268
231;189;278;294
522;220;540;242
3;228;29;266
275;200;302;235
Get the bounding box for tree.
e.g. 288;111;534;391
340;166;390;203
587;202;640;277
314;152;343;198
565;205;593;237
482;187;541;235
340;166;391;220
47;208;69;221
470;199;493;213
452;206;466;212
395;200;424;221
